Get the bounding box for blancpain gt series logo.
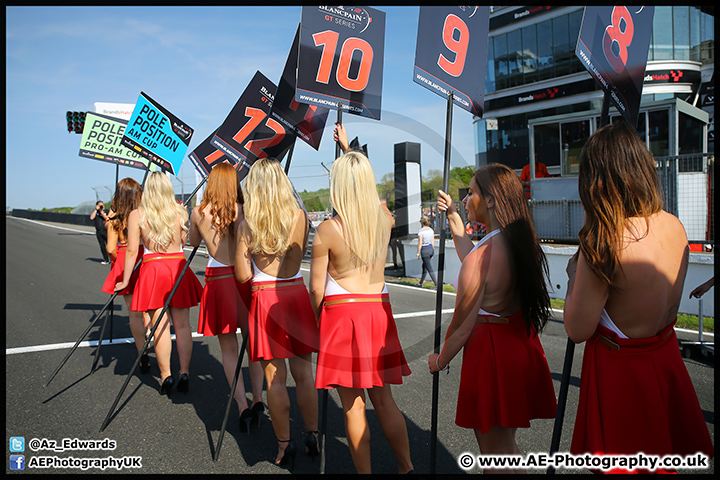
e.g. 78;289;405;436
319;6;372;33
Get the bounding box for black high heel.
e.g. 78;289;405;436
239;408;253;436
251;402;265;429
139;353;150;374
305;430;320;461
177;373;189;393
275;439;296;471
159;376;174;397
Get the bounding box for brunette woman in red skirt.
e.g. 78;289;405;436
235;158;318;470
310;124;414;474
102;177;150;372
564;120;713;473
429;164;556;474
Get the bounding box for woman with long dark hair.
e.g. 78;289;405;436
102;177;149;371
429;163;556;474
564;120;713;473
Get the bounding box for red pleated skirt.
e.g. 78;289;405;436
315;293;411;389
247;278;318;362
197;266;252;336
455;311;557;433
571;321;714;473
101;245;143;295
130;252;203;312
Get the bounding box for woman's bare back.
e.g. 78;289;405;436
192;203;241;265
322;212;392;294
138;207;187;254
251;208;309;279
605;210;689;338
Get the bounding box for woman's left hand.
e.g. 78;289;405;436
428;353;440;374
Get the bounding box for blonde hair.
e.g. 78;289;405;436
242;158;299;255
139;171;188;249
330;151;388;268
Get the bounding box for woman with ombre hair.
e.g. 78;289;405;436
116;171;202;397
564;120;713;473
102;177;150;372
429;162;556;474
235;158;318;470
310;125;413;474
189;163;265;434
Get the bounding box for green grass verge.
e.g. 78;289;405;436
391;279;714;333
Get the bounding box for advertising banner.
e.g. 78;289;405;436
211;71;285;166
576;6;654;127
78;112;158;171
93;102;136;121
187;128;238;178
273;25;330;150
121;92;194;175
296;6;386;120
414;6;490;117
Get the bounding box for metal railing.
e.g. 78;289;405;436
416;154;715;246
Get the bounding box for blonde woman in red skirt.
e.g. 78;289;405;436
116;171;203;397
310;124;414;474
429;163;556;474
235;158;318;470
564;120;713;473
102;177;150;372
189;163;265;433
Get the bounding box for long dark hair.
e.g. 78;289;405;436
578;120;663;290
107;177;142;241
474;163;551;336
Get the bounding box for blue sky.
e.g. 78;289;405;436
6;6;478;211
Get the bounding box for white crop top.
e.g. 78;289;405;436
251;257;302;282
599;308;629;339
325;272;388;296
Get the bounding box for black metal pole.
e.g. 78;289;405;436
91;306;112;374
183;175;208;208
547;91;611;474
284;129;298;175
547;338;575;474
214;329;251;461
430;91;454;475
100;245;199;432
319;102;343;475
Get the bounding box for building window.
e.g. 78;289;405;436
673;6;690;61
537;19;554;81
652;6;674;61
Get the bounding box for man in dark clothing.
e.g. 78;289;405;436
90;201;110;264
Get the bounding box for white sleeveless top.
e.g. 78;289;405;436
599;309;629;339
251;257;302;282
207;255;228;268
325;272;388;296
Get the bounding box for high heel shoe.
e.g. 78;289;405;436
159;376;174;397
239;408;253;436
251;402;265;429
305;430;320;461
275;439;296;471
139;353;150;374
177;373;189;393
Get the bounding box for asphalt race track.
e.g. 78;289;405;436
5;216;715;474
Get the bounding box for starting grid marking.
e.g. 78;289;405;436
6;217;711;357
